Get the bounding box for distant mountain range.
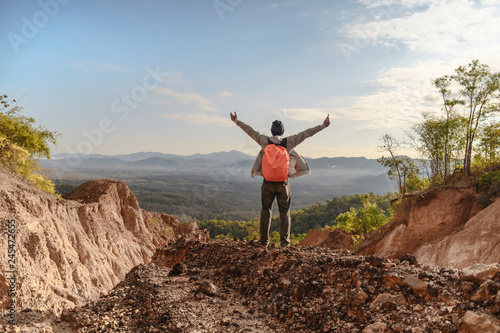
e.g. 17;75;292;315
50;150;253;163
45;150;387;175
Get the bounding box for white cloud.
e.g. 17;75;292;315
282;61;461;130
161;72;191;87
218;91;233;98
265;1;298;11
72;59;119;72
153;87;217;112
333;60;459;129
152;73;234;127
358;0;438;8
278;108;332;122
163;113;233;127
333;0;500;130
345;0;500;59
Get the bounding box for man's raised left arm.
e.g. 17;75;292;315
286;114;330;149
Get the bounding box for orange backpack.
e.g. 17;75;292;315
262;138;289;182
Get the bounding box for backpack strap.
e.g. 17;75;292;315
280;138;288;148
267;137;288;148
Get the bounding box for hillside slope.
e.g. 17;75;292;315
0;169;208;315
41;239;500;332
415;197;500;269
355;186;499;270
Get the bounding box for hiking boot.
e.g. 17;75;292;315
250;240;267;248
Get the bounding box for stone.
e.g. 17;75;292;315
348;288;368;305
403;275;430;299
470;280;499;302
381;272;404;287
169;263;186;276
413;304;424;312
369;293;406;311
198;280;218;296
461;263;500;283
458;311;500;333
220;317;231;326
362;322;389;332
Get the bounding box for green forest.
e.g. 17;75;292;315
198;192;395;242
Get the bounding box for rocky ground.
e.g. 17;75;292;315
3;238;499;332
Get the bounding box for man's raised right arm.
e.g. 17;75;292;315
230;112;267;145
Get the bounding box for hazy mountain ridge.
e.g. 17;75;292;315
41;151;396;222
46;151;386;173
50;150;253;163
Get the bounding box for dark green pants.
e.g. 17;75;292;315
259;179;291;246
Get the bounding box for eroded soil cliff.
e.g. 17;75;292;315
352;186;499;270
0;170;208;316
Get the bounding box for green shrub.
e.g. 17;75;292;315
0;94;59;194
478;170;500;187
244;232;260;242
326;196;393;235
290;233;307;247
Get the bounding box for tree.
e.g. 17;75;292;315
0;94;59;193
377;133;420;196
432;76;465;181
444;60;500;176
408;113;464;183
476;121;500;164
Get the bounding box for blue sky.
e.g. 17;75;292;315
1;0;499;158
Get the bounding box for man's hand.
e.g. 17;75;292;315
230;111;238;122
323;114;330;127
